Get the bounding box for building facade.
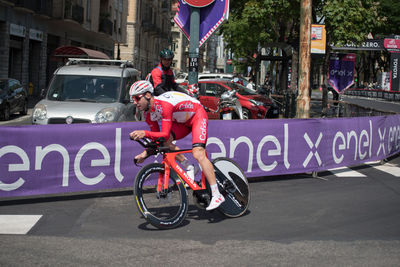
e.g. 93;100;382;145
119;0;175;78
0;0;126;96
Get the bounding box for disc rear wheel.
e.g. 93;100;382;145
212;158;250;217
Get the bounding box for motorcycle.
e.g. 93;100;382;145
218;90;243;120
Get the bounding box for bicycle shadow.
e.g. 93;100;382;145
137;206;251;231
187;204;251;224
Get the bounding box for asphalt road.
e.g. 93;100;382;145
1;157;400;266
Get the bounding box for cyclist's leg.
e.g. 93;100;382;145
168;123;191;164
190;109;225;210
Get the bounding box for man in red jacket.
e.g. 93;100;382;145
149;48;187;96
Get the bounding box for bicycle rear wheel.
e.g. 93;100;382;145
212;157;250;217
134;163;188;229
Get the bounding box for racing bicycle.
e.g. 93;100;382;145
131;137;250;229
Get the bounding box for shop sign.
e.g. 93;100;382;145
29;29;43;42
10;23;26;38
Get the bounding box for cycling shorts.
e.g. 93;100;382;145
171;107;208;147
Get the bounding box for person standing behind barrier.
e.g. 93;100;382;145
149;48;187;96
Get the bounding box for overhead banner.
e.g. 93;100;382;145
174;0;229;47
328;53;356;93
1;115;400;199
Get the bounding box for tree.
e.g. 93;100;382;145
221;0;300;70
319;0;383;114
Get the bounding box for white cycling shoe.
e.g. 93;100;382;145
206;194;225;211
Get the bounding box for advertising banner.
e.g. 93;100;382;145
328;53;356;93
174;0;229;47
311;24;326;54
1;115;400;199
389;52;400;92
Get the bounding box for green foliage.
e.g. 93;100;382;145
221;0;300;64
222;0;392;61
374;0;400;36
322;0;382;46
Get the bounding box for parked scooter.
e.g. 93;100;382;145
218;90;244;120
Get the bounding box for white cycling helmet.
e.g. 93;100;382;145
129;80;154;98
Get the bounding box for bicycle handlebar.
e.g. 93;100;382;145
129;137;169;165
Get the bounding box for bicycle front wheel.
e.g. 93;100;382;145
134;163;188;229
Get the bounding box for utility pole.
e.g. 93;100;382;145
296;0;312;118
188;7;200;85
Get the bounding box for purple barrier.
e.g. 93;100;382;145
1;115;400;198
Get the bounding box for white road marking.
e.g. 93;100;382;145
328;166;367;177
371;163;400;177
0;215;42;235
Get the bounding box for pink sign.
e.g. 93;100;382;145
185;0;215;8
384;39;400;50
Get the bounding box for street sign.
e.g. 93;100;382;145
226;59;232;65
185;0;215;8
174;0;229;47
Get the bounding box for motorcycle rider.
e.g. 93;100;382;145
149;48;187;96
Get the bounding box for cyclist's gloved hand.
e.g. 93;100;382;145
187;84;199;98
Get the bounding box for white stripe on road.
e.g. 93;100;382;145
372;163;400;177
328;166;367;177
0;215;42;235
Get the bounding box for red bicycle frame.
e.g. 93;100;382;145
156;149;207;192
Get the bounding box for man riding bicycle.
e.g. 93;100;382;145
129;80;225;210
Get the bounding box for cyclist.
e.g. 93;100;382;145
129;80;225;210
149;48;187;96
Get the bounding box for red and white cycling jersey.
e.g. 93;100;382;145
144;91;208;144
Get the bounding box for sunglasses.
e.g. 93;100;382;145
132;94;144;103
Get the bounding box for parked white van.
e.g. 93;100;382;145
32;58;139;124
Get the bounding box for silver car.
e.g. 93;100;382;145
32;58;139;124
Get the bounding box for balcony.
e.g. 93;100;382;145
64;3;84;24
142;20;161;36
35;0;53;17
99;18;113;36
161;1;170;13
7;0;53;16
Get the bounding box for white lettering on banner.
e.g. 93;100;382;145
388;125;400;154
211;124;291;173
377;128;386;156
230;136;253;172
303;133;323;168
207;137;226;159
393;58;398;79
0;146;27;191
75;142;110;185
114;128;123;182
333;132;346;164
284;123;290;169
332;120;373;164
257;135;281;172
0;128;124;192
35;145;69;186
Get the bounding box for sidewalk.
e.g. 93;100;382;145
309;91;400;118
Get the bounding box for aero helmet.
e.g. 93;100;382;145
129;80;154;100
160;48;174;59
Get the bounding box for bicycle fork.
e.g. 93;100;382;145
156;163;175;201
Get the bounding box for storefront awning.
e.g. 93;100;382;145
52;46;110;60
